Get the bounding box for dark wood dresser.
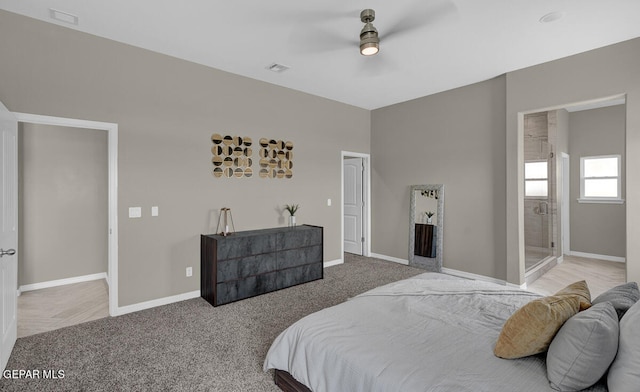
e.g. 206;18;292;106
201;225;323;306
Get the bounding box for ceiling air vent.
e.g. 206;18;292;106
49;8;79;25
266;63;290;73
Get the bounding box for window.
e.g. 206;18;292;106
579;155;623;203
525;161;548;197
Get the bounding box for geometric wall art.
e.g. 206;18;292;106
257;138;294;179
211;133;253;178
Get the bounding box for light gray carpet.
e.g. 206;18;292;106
1;254;424;391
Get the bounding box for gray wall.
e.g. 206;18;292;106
2;10;639;304
506;38;640;285
0;10;370;306
371;76;507;279
371;38;640;285
18;124;108;286
569;105;626;257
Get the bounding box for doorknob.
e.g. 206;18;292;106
0;248;16;257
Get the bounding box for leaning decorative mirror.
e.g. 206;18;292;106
408;184;444;272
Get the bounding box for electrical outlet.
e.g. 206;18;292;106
186;267;193;277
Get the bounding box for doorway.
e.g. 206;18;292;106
13;113;118;317
18;122;108;336
519;96;626;287
342;152;370;258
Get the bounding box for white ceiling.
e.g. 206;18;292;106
2;0;640;110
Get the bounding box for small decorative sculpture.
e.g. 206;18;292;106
216;207;235;236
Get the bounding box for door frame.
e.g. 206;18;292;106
561;152;570;259
13;113;119;317
513;94;627;284
341;151;371;258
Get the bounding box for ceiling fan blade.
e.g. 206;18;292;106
356;54;397;77
381;0;458;42
287;25;358;54
255;7;361;24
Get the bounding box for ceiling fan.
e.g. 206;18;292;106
356;2;457;57
359;9;380;56
282;0;457;68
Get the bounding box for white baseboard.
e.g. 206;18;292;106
370;253;408;265
557;255;564;264
18;272;108;295
324;259;343;268
114;290;200;317
114;259;343;317
369;253;525;289
568;251;626;263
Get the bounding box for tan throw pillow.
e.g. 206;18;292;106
555;280;591;311
494;295;580;359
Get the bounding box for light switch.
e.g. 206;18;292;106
151;206;159;217
128;207;142;218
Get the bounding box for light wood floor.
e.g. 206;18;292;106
527;255;626;298
18;279;109;338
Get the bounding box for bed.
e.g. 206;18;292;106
263;273;608;392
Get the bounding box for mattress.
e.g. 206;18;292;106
264;273;607;392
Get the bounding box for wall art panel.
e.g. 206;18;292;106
211;133;253;178
258;138;294;179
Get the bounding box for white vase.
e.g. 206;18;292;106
427;217;433;224
289;215;296;227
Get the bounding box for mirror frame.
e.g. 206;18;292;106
409;184;444;272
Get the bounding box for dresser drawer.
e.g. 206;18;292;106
276;226;322;250
277;245;322;270
216;233;277;260
277;263;323;290
216;271;278;305
216;253;277;283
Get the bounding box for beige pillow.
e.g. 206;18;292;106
555;280;591;311
494;295;580;359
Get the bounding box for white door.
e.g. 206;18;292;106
0;100;18;372
344;157;364;255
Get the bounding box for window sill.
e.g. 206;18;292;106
577;198;625;204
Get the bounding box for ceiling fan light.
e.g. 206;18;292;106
360;42;379;56
360;23;380;56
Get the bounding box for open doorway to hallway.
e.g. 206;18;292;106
17;121;110;336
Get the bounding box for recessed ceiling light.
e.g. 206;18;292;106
49;8;79;25
266;63;290;73
539;11;564;24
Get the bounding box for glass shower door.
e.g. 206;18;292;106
524;140;556;271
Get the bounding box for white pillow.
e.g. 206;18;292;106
608;299;640;392
546;302;618;391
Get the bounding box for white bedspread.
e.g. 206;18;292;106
264;273;607;392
